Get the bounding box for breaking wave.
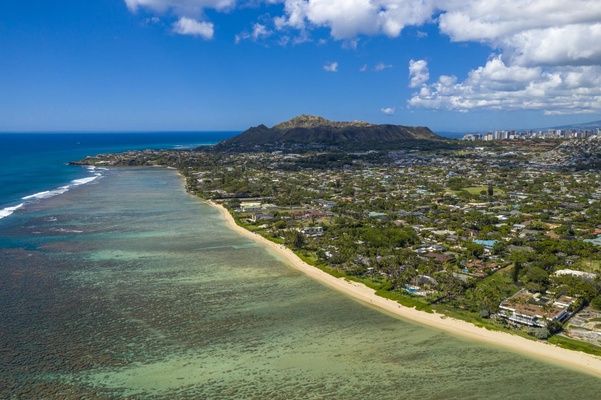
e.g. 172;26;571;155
0;171;103;220
0;203;24;220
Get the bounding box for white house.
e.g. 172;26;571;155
299;226;324;237
498;290;575;328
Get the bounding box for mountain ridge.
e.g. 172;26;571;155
212;115;444;151
273;114;375;130
546;119;601;131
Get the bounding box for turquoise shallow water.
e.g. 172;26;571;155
2;168;601;399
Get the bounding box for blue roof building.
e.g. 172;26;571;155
473;239;498;249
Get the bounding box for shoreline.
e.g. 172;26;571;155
205;199;601;379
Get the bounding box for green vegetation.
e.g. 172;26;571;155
548;336;601;357
463;186;504;196
374;288;435;313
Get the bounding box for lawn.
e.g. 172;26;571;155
462;186;505;196
574;259;601;273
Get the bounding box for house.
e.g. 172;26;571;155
417;274;438;287
424;253;453;263
584;235;601;246
554;269;597;280
293;210;326;221
428;244;447;252
463;260;500;277
299;226;324;237
240;201;262;212
465;229;479;237
404;275;438;296
472;239;498;249
431;229;455;237
312;199;337;209
498;290;575;328
251;213;274;222
368;211;388;219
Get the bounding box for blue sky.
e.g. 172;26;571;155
2;1;601;133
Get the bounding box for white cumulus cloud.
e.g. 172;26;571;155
274;0;435;39
381;107;395;115
408;56;601;115
404;1;601;114
125;0;232;38
437;0;601;67
173;17;214;39
323;61;338;72
408;59;429;88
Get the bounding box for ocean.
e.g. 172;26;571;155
0;132;236;219
1;133;601;399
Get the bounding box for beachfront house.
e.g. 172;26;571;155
251;213;275;222
299;226;324;237
240;201;262;212
498;290;575;328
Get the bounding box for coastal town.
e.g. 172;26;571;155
463;128;601;141
75;135;601;354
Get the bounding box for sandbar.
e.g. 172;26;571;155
206;200;601;379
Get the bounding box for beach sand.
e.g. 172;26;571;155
207;200;601;379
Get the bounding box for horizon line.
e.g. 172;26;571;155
0;130;243;134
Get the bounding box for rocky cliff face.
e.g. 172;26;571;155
213;115;444;151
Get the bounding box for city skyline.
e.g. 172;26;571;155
2;1;601;133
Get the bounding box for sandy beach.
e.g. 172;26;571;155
206;200;601;378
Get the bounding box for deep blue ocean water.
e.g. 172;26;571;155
0;132;237;220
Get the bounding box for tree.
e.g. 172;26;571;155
474;281;503;314
487;184;494;196
547;320;563;334
284;230;305;249
448;177;468;191
227;199;241;209
316;249;328;260
591;295;601;310
573;281;598;302
511;262;522;283
466;242;485;258
436;270;465;302
397;267;418;289
524;266;549;286
274;220;287;230
491;240;507;255
554;225;575;237
532;327;550;340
